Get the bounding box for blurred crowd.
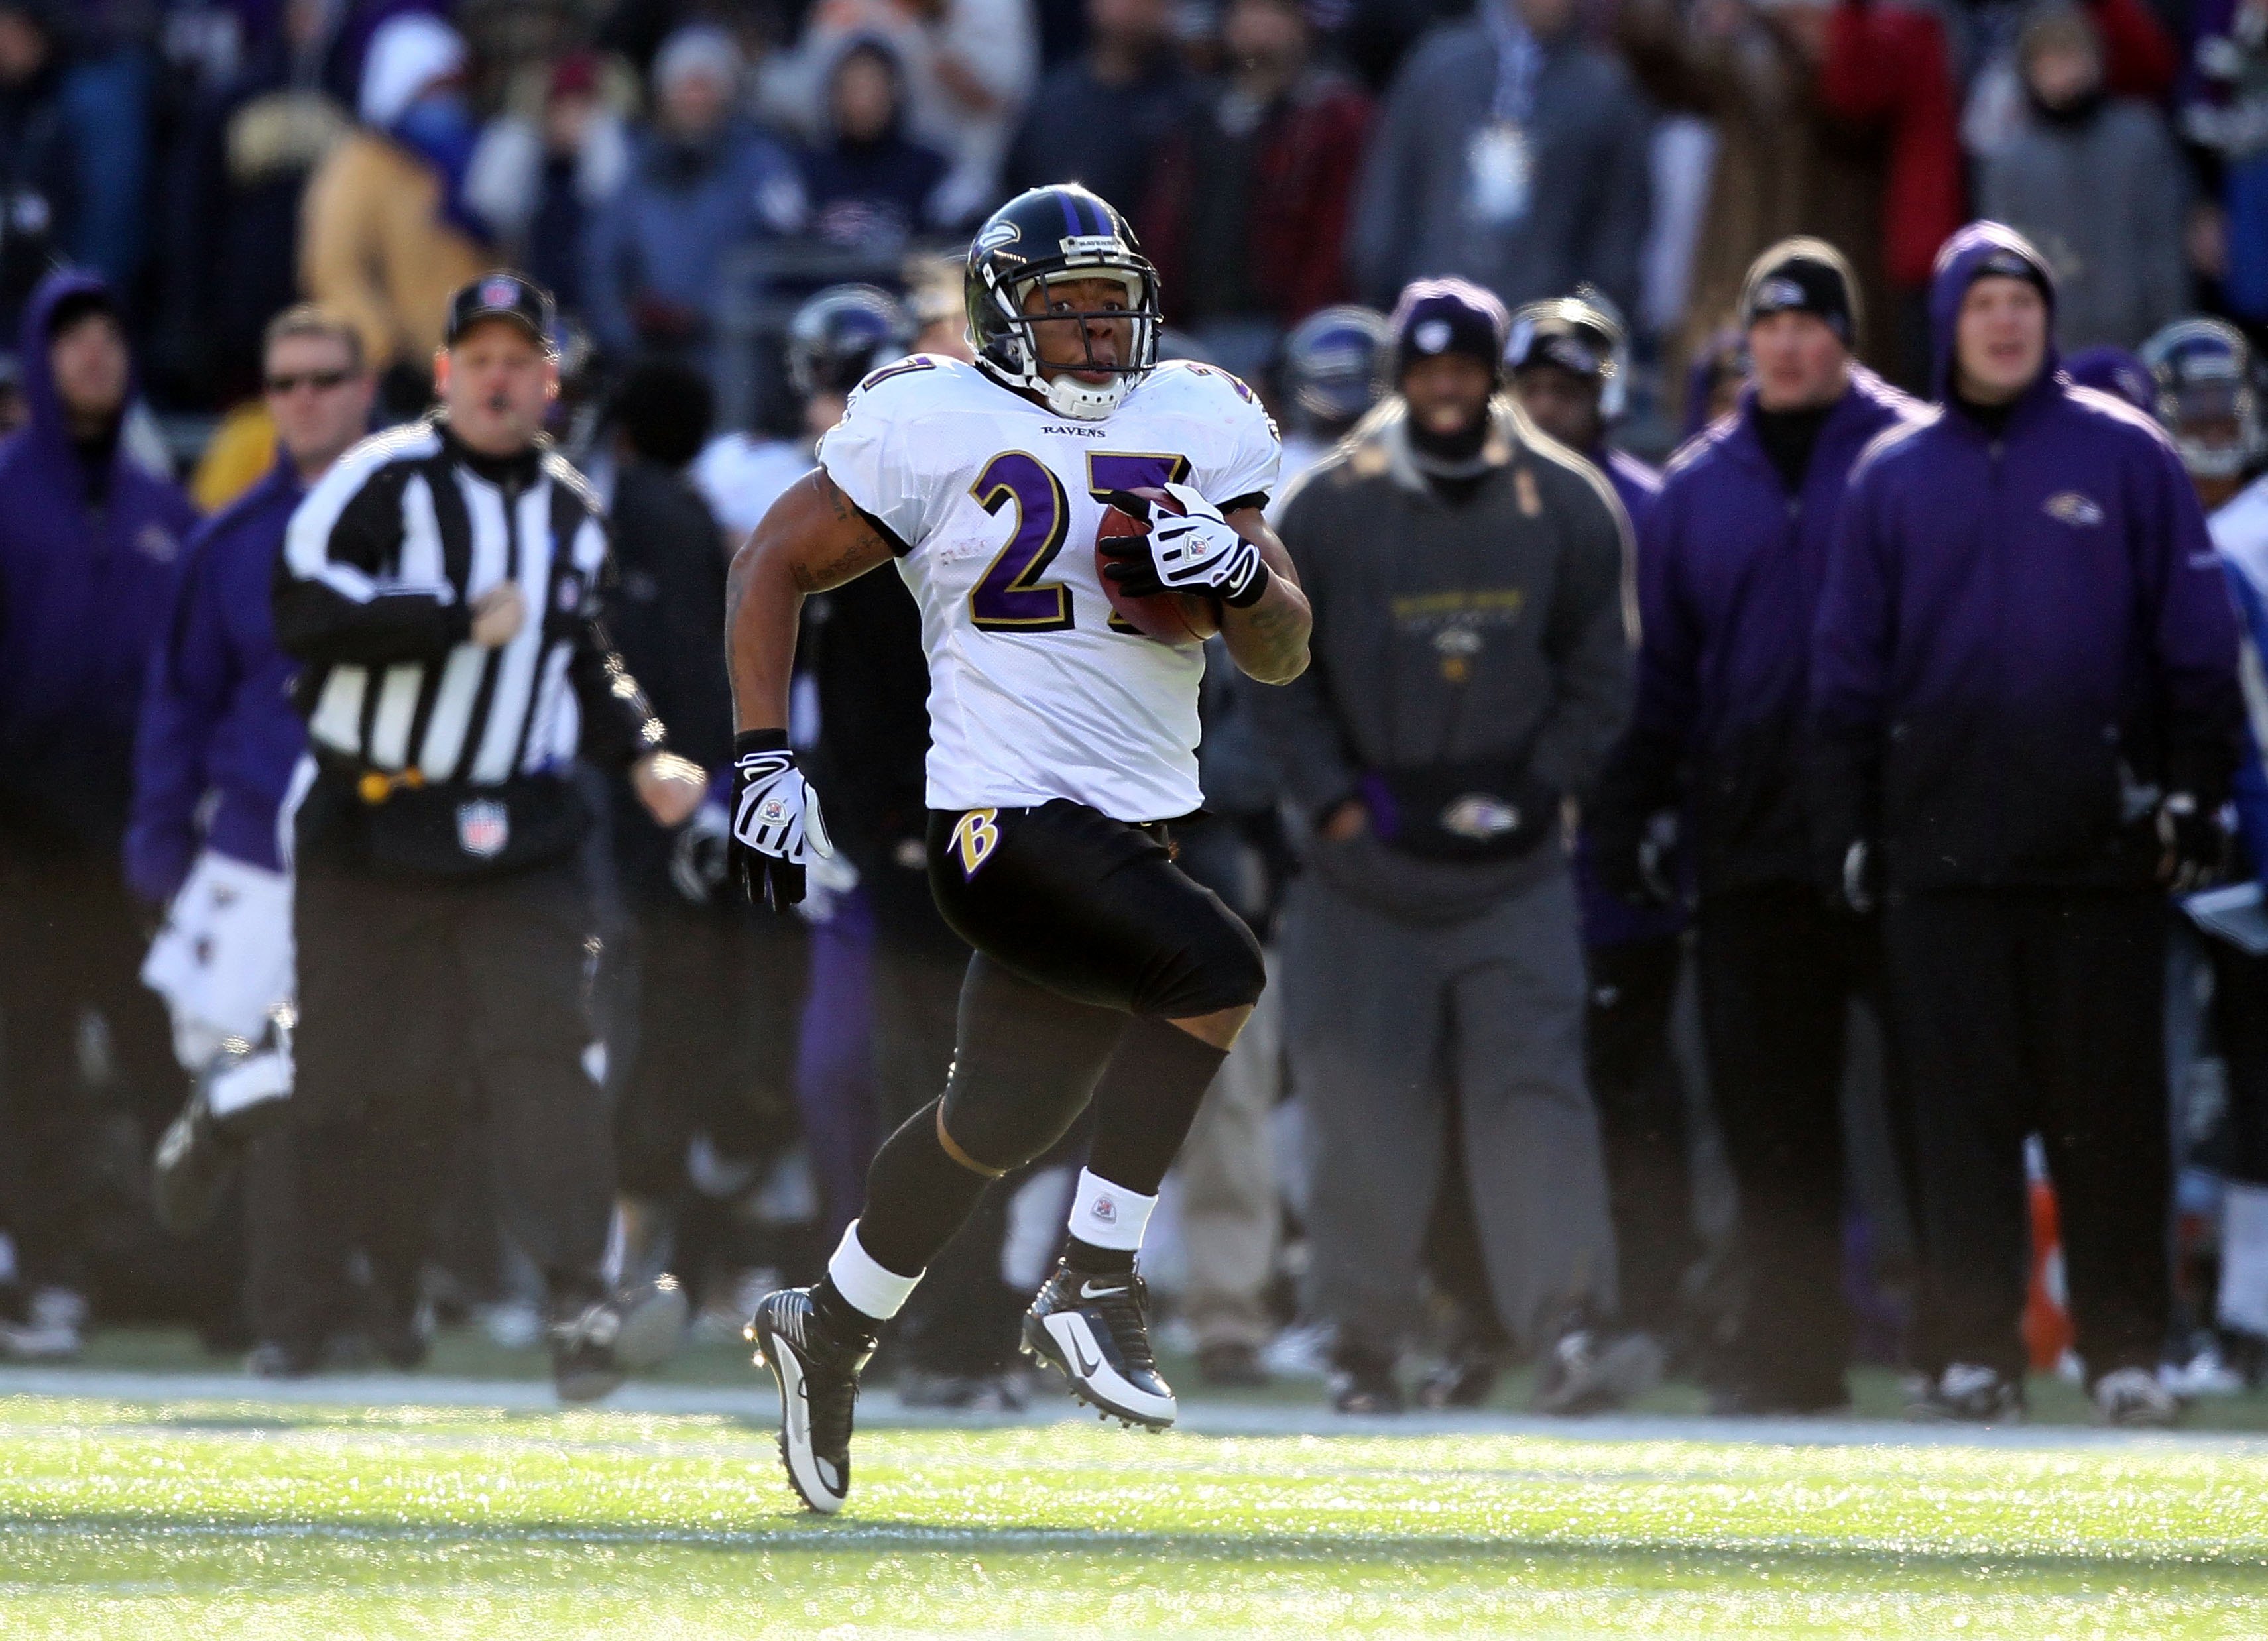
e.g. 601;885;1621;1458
0;0;2267;1426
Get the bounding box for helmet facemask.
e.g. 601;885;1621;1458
971;260;1160;420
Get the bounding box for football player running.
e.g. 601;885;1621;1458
725;184;1311;1512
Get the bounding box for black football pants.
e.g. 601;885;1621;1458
1696;884;1876;1405
1883;888;2169;1383
1585;931;1698;1341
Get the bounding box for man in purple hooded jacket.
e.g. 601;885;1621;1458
1811;222;2241;1428
1590;239;1926;1414
0;268;198;1354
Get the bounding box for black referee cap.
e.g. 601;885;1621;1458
445;272;557;351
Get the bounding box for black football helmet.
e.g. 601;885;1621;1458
965;184;1160;420
2140;317;2265;482
1280;304;1393;432
786;284;917;402
1506;290;1631;422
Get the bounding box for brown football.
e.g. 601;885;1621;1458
1095;486;1221;647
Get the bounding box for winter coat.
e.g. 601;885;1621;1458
299;127;485;371
1572;445;1685;947
1809;223;2241;893
1139;68;1372;327
581;120;807;377
1817;0;1964;296
126;459;307;903
1618;0;1886;376
1001;54;1191;217
1346;18;1653;320
1258;398;1634;925
1594;368;1922;898
0;271;201;852
1979;99;2190;353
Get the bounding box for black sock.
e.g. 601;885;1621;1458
849;1096;996;1280
1064;1238;1136;1276
811;1276;882;1340
1084;1015;1230;1197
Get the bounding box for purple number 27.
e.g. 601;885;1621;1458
967;451;1189;633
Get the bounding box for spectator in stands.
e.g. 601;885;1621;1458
1346;0;1653;321
1812;223;2240;1428
1978;3;2188;353
1816;0;1964;387
298;13;486;398
0;1;76;344
1002;0;1187;214
156;0;355;412
1260;279;1643;1416
1618;0;1887;380
465;52;631;316
2182;0;2268;333
583;25;806;384
1592;242;1924;1414
1137;0;1371;381
0;270;200;1360
800;40;950;251
761;0;1037;225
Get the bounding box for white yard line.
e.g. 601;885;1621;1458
1;1366;2259;1452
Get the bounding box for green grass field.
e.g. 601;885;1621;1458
3;1392;2265;1639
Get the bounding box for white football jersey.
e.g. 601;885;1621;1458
819;355;1280;820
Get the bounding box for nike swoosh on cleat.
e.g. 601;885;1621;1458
1079;1281;1128;1300
1071;1333;1102;1377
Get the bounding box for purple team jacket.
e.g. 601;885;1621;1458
1809;222;2241;891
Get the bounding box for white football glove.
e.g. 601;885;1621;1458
1099;481;1270;606
731;736;833;913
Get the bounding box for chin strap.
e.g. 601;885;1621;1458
1045;371;1133;420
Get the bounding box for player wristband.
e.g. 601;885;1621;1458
735;728;790;758
1221;556;1270;609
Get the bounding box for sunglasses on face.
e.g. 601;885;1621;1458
265;369;351;394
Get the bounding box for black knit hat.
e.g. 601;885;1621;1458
1390;277;1510;383
1739;237;1860;344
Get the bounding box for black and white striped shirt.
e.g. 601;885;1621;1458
272;417;663;785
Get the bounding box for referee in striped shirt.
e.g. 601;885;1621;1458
271;273;707;1400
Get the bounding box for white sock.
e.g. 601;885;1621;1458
2222;1183;2268;1338
826;1220;923;1322
1066;1168;1155;1253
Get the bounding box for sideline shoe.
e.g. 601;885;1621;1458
1329;1344;1405;1416
552;1276;689;1404
1532;1325;1665;1416
1021;1261;1177;1430
750;1286;876;1514
2094;1365;2179;1428
1908;1362;2025;1424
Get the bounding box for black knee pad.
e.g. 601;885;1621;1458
937;959;1125;1174
1132;894;1267;1018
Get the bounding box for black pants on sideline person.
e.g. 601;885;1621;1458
1584;933;1698;1347
1696;885;1876;1408
1883;888;2170;1385
259;774;615;1352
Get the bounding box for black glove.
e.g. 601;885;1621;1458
730;729;832;914
1594;809;1679;909
2157;791;2226;895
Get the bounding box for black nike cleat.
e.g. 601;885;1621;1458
1020;1261;1176;1430
749;1286;876;1514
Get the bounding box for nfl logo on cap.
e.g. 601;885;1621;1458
480;276;520;310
